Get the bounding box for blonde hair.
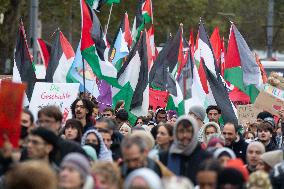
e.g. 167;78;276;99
119;123;132;135
93;162;122;189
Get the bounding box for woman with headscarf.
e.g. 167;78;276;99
213;147;236;167
199;122;221;148
124;168;162;189
81;129;112;161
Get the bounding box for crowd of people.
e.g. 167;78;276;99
1;94;284;189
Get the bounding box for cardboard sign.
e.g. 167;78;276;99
29;82;80;123
254;90;284;116
0;81;26;147
237;104;262;125
263;84;284;101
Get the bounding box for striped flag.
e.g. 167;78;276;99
45;30;75;83
142;0;153;24
80;0;119;87
113;31;149;124
224;24;261;103
37;38;51;69
12;20;37;104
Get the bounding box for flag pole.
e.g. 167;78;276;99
82;57;86;95
105;3;114;35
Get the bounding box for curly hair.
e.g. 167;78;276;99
71;98;94;122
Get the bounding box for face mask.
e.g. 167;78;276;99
85;143;100;156
20;126;29;139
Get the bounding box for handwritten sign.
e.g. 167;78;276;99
254;90;284;116
263;84;284;100
29;82;79;124
237;104;262;126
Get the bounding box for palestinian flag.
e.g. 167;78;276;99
45;30;75;83
80;0;119;87
87;0;120;12
204;63;238;125
166;73;185;116
149;35;172;91
195;20;219;78
132;0;145;44
147;25;158;62
224;24;261;103
186;60;208;110
112;31;149;124
12;20;37;104
210;27;221;66
168;25;184;77
220;36;226;77
142;0;153;24
194;20;219;106
177;43;194;100
149;25;182;90
37;38;51;69
109;13;132;70
189;29;195;59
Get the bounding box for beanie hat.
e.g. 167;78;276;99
257;111;273;120
82;145;98;161
226;158;249;182
261;150;283;168
116;109;128;121
61;153;91;180
188;105;206;121
30;127;58;148
218;168;244;188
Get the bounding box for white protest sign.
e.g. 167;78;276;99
29;82;80;124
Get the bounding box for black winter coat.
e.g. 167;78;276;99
159;144;211;185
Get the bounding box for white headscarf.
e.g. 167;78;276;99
169;115;199;156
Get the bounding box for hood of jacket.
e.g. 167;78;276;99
200;122;221;143
169;115;199;156
81;129;112;161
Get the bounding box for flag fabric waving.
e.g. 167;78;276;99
66;42;100;98
224;24;261;103
113;31;149;124
109;13;132;70
142;0;153;24
80;0;119;87
204;63;238;126
210;27;221;66
45;30;75;83
12;20;37;104
37;38;51;69
87;0;120;12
